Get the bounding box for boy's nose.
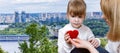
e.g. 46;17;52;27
75;17;79;22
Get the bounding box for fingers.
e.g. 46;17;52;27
70;39;76;44
64;34;71;44
73;39;81;43
88;38;93;42
70;39;80;48
91;40;98;48
89;39;99;48
71;39;93;49
93;40;99;48
90;39;96;44
94;42;99;48
64;34;70;41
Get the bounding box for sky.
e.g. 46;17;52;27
0;0;101;13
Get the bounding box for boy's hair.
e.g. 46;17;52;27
67;0;86;17
101;0;120;41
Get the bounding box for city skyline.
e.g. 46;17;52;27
0;0;101;13
0;12;102;24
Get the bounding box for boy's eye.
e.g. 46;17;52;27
71;15;82;18
78;16;82;18
71;15;75;17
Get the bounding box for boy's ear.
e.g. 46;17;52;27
82;15;86;19
66;15;69;20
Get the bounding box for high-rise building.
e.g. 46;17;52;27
21;11;26;23
42;13;47;21
15;11;20;23
93;12;102;19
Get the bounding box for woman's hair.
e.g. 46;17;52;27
101;0;120;41
67;0;86;17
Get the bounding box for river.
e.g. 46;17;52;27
0;41;21;53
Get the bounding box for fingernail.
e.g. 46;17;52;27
73;39;75;40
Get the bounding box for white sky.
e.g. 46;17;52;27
0;0;101;13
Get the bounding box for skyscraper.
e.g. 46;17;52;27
21;11;26;23
15;11;20;23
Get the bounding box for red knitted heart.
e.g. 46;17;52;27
66;30;79;39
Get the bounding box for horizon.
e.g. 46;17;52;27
0;11;102;14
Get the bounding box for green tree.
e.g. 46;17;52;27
0;46;7;53
0;47;4;53
19;23;57;53
84;19;109;37
100;38;108;48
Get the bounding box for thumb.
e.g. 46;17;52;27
70;39;81;48
72;39;80;43
70;39;79;45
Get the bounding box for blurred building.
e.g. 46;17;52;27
15;11;20;23
21;11;26;23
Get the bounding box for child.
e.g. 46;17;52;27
58;0;101;53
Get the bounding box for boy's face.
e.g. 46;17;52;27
68;15;85;28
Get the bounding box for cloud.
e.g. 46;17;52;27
0;0;101;13
85;0;101;12
12;0;62;4
12;3;67;13
0;0;67;13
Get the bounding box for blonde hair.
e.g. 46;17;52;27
101;0;120;41
67;0;86;17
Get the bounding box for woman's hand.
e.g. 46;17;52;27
70;38;93;49
70;38;99;53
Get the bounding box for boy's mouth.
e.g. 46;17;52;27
73;23;80;25
73;24;80;27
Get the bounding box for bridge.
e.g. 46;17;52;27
0;35;29;41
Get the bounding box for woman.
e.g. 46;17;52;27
70;0;120;53
101;0;120;53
